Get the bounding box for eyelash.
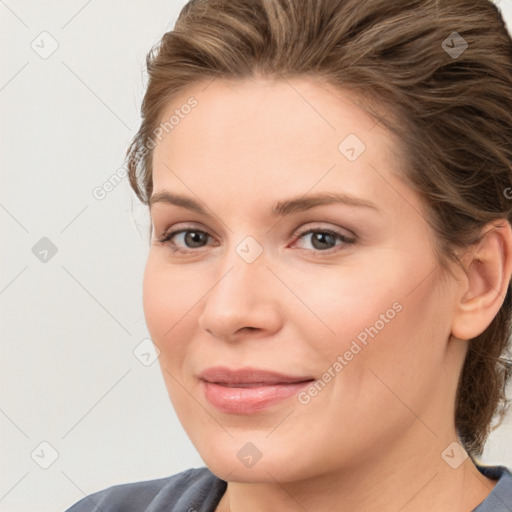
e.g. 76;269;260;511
154;225;356;256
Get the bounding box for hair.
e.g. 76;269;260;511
125;0;512;456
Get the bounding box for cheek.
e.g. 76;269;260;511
295;252;451;393
289;259;407;350
331;272;453;415
142;256;202;341
142;258;204;410
142;257;211;386
290;277;452;463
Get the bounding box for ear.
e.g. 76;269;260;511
451;219;512;341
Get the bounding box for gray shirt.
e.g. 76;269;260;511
65;463;512;511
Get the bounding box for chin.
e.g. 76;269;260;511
205;455;290;483
194;436;313;483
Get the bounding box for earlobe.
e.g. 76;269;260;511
451;220;512;341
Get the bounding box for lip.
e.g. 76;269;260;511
198;366;315;414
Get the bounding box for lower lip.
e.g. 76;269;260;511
201;380;313;414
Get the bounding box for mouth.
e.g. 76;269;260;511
198;366;315;414
198;366;315;385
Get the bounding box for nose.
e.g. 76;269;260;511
197;249;282;342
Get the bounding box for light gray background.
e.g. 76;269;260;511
1;1;512;511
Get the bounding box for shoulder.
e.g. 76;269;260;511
64;467;227;512
473;463;512;511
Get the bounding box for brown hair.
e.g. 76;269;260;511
126;0;512;456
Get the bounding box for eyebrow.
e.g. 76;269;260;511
149;190;379;216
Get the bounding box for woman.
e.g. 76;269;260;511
66;0;512;510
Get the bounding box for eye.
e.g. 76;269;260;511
155;227;213;253
154;225;355;255
292;227;355;253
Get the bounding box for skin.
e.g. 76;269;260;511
144;76;512;512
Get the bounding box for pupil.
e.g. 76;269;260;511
312;232;335;250
185;231;206;248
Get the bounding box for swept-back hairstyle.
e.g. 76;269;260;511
126;0;512;455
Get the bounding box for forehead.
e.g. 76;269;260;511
151;76;403;205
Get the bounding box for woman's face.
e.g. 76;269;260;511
145;77;464;482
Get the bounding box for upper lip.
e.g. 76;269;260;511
198;366;315;385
